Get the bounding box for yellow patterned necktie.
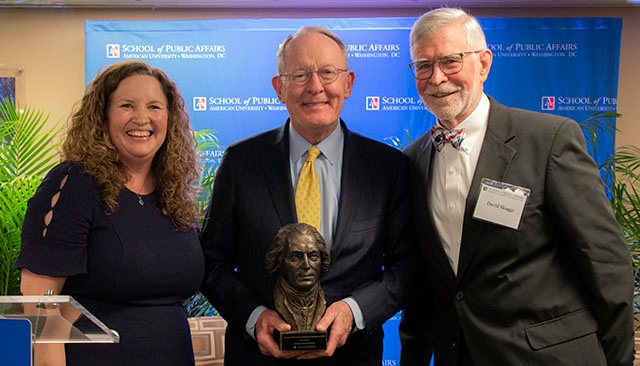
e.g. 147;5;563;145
295;146;321;231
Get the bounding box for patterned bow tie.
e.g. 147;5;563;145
431;125;466;152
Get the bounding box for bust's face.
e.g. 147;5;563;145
282;234;322;291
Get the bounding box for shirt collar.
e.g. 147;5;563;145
437;93;490;154
289;122;344;166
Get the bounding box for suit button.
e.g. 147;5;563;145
450;342;457;350
455;291;464;301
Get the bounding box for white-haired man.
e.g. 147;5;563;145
400;7;634;366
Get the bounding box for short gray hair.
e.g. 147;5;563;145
276;26;348;75
410;8;487;60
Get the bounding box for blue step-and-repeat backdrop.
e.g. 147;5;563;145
85;16;622;365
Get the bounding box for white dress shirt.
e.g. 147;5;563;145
429;93;490;274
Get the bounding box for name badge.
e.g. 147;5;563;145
472;178;530;230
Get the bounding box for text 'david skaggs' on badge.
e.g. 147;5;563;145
472;178;530;230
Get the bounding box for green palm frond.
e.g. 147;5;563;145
0;228;22;296
0;176;41;234
607;144;640;308
195;129;220;152
182;292;218;318
0;98;61;181
0;176;41;296
615;146;640;179
579;111;620;147
194;129;220;226
384;128;412;150
0;97;61;295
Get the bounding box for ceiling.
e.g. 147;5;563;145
0;0;638;8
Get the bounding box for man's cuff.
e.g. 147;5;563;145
342;296;365;331
246;305;268;340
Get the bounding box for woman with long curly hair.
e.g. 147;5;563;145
16;61;204;366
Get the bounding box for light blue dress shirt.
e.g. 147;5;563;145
288;123;343;249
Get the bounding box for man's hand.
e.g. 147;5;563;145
297;300;354;360
255;309;303;359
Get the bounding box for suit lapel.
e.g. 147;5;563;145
413;133;457;286
331;123;368;259
456;100;517;283
261;122;296;226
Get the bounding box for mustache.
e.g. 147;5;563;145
423;87;460;96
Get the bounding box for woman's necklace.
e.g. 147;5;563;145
134;174;150;206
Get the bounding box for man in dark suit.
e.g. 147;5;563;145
400;8;634;366
200;25;418;365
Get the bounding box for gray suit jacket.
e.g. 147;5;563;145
400;98;634;366
201;120;419;365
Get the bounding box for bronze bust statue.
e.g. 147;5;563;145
265;223;331;331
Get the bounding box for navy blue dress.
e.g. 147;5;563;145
16;162;205;366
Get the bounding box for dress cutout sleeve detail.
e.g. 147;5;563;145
42;174;68;238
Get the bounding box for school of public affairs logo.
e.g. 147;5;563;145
106;44;120;58
366;96;380;111
541;96;555;111
193;97;207;111
541;95;616;112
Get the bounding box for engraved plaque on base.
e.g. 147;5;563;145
275;330;327;351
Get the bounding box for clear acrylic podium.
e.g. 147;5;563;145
0;295;119;365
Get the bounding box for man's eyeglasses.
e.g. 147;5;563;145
280;66;348;86
409;51;482;80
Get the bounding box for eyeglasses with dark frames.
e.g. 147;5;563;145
409;50;483;80
280;66;348;86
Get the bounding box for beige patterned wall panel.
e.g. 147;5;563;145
189;316;227;366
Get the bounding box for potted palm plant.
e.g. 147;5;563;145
0;97;60;296
608;146;640;304
605;144;640;363
571;111;640;362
